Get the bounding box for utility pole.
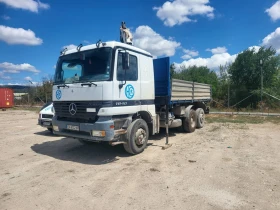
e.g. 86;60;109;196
228;81;230;108
260;59;263;112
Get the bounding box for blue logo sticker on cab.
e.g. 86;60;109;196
56;89;62;100
125;84;134;99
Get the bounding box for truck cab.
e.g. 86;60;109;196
52;41;158;153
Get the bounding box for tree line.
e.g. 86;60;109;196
171;47;280;110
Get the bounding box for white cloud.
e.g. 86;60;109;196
24;76;32;81
181;54;192;60
3;69;20;73
175;29;280;71
153;0;214;27
8;82;26;85
181;49;199;59
206;46;227;54
83;40;90;44
0;71;11;80
0;25;43;45
133;25;180;57
0;62;40;73
175;52;237;70
2;15;10;20
266;1;280;21
248;46;261;52
262;27;280;53
2;76;11;80
62;44;77;51
0;0;49;13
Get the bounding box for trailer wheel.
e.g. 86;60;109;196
182;109;197;133
123;119;149;155
196;108;205;128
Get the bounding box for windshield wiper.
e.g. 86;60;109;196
57;84;69;89
81;81;97;87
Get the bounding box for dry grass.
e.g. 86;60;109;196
206;114;280;124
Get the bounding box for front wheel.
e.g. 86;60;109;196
123;119;149;155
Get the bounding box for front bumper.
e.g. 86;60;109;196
52;116;123;142
38;119;53;128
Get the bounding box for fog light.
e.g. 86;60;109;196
53;125;59;131
92;130;106;137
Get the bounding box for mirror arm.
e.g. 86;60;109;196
119;69;127;89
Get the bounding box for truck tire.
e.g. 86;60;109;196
123;119;149;155
196;108;205;128
182;109;197;133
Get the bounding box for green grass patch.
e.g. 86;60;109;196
206;114;280;124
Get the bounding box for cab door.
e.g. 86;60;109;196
112;50;141;113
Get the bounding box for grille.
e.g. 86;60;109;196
54;101;110;123
42;114;53;119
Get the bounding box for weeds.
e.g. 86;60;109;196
206;114;280;124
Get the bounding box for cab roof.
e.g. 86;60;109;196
61;41;152;57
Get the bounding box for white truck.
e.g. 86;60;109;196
52;23;211;154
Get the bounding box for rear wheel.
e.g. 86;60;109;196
182;109;197;133
123;119;149;155
47;128;53;132
196;108;205;128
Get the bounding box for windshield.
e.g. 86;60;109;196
54;47;112;84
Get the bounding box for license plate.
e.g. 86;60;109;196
43;122;51;126
67;125;79;131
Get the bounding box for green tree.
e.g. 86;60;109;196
216;64;231;104
229;47;279;91
229;46;280;108
36;75;53;103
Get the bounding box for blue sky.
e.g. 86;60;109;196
0;0;280;85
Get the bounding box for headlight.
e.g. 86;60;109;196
51;106;55;114
92;130;106;137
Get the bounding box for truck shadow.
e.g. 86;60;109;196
149;128;178;141
31;138;130;165
34;130;56;137
31;129;179;165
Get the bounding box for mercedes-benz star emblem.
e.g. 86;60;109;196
69;103;77;115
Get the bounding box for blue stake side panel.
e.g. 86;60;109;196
153;57;171;105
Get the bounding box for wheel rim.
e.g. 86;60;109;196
191;115;196;128
135;128;147;147
199;113;205;124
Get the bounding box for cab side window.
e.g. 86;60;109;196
117;53;138;81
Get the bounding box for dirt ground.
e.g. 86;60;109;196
0;110;279;210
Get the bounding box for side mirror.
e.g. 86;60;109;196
122;52;129;70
